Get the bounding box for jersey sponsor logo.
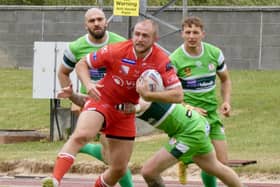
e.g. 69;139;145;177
112;75;136;89
166;62;173;71
93;52;97;61
89;68;106;81
121;58;136;65
184;67;191;76
180;74;216;92
112;75;124;86
169;138;189;153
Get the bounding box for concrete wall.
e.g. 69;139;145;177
0;6;280;69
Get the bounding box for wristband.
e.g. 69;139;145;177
135;104;141;113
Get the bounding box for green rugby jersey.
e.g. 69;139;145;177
138;102;208;138
170;42;226;112
62;31;126;93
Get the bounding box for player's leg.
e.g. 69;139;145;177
141;148;177;187
95;138;134;186
81;135;134;187
201;117;227;187
42;111;104;187
193;151;242;187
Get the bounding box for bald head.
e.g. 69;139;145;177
85;7;106;21
84;7;108;40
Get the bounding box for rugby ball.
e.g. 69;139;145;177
140;69;164;91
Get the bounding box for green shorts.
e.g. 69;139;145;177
207;111;226;141
164;120;213;164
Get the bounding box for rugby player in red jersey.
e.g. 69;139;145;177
43;19;183;187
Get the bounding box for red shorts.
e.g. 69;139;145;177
83;99;136;139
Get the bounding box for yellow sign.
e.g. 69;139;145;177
113;0;139;16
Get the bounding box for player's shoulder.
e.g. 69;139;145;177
68;34;87;51
108;40;131;51
152;44;169;60
203;42;222;53
170;44;184;58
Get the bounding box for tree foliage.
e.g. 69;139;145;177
0;0;279;6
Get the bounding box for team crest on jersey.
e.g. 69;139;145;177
208;63;215;71
184;67;191;76
121;65;130;74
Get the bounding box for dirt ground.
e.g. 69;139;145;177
0;159;280;184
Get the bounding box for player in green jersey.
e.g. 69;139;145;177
46;7;133;187
56;84;243;187
170;16;232;187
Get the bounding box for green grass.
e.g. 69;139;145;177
0;68;279;176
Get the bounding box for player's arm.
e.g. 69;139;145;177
76;56;102;101
57;84;87;107
58;64;73;88
116;98;151;115
217;68;231;117
137;80;183;103
136;65;183;103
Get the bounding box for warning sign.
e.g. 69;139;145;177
113;0;139;16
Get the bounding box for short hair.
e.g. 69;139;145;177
182;16;204;30
134;19;159;38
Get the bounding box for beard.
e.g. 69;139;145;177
88;27;106;39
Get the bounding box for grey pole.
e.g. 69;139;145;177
183;0;188;19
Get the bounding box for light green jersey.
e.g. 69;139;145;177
170;42;226;112
138;102;209;138
62;31;126;93
138;102;212;163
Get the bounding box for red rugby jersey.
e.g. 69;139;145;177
86;40;180;105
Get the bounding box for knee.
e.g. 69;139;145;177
218;157;228;165
70;133;90;146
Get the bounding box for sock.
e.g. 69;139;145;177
79;143;103;161
94;175;112;187
80;144;134;187
119;169;134;187
201;170;217;187
53;153;75;182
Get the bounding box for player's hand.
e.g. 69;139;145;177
136;77;151;98
115;103;136;114
57;84;73;99
220;102;231;117
86;82;103;101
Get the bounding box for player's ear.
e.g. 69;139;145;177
201;31;206;39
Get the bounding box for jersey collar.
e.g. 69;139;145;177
133;45;153;61
182;42;204;58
